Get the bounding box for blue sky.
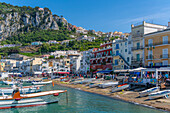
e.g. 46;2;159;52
1;0;170;32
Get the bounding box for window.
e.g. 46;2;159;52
125;49;127;52
104;52;106;55
162;48;168;58
163;36;168;44
116;44;119;49
137;42;140;49
110;50;112;55
115;60;118;66
163;60;168;66
125;42;127;46
148;50;153;59
148;39;153;46
127;57;129;62
136;54;140;61
116;50;119;55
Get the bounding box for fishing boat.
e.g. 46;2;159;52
0;89;67;109
32;80;52;85
111;84;129;93
0;85;43;95
139;87;159;97
149;90;170;99
98;82;119;88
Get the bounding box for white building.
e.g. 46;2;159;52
79;51;90;74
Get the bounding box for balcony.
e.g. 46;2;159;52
132;46;144;51
146;55;154;59
131;58;142;64
160;54;169;59
146;41;170;47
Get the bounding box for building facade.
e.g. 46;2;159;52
130;21;167;68
90;41;113;72
144;28;170;67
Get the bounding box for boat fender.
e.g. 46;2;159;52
15;98;21;101
37;87;40;90
53;93;59;96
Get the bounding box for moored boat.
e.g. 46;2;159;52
139;87;159;97
3;81;18;85
98;82;119;88
149;90;170;99
0;89;67;109
0;85;43;95
111;84;129;93
32;81;52;85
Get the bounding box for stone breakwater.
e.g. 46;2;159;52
53;80;170;112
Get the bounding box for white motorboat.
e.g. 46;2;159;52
139;87;159;97
111;84;129;93
32;81;52;85
3;81;18;85
0;89;67;109
149;90;170;99
0;85;43;95
98;82;119;88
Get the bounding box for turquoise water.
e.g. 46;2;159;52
0;84;168;113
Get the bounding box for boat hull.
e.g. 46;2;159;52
112;85;129;93
32;81;52;85
0;94;59;109
139;87;159;97
0;87;41;95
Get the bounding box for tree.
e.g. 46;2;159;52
48;55;55;59
39;43;49;53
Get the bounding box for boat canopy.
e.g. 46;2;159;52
55;72;70;74
96;70;112;73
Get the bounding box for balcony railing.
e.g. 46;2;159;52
132;46;144;51
160;54;169;59
146;55;154;59
146;41;170;47
131;58;142;61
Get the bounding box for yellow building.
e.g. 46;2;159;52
0;62;5;72
144;29;170;67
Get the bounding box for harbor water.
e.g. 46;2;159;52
0;84;168;113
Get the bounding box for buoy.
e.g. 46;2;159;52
53;93;59;96
37;87;40;90
15;98;21;101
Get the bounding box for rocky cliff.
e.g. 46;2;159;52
0;3;70;40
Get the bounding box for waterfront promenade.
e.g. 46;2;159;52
53;79;170;112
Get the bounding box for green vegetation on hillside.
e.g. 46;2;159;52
1;26;73;45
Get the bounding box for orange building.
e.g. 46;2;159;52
144;28;170;67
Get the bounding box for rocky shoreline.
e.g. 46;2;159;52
53;80;170;112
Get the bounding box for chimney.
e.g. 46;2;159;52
168;22;170;27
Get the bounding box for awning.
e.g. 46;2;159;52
57;72;70;74
93;71;98;73
96;70;112;73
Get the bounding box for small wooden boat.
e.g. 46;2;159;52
0;89;67;109
111;84;129;93
98;82;119;88
32;81;52;85
139;87;159;97
149;90;170;99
